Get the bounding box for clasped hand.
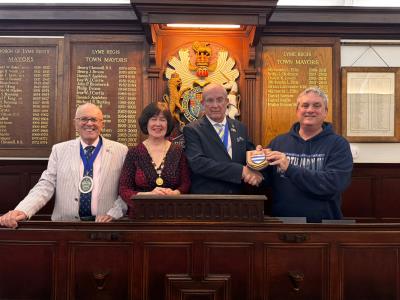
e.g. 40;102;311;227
242;166;263;187
140;187;181;196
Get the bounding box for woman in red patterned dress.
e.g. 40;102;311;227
119;102;191;217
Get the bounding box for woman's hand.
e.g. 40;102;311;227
137;188;181;195
163;188;181;195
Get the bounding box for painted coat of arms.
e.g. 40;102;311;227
164;41;240;130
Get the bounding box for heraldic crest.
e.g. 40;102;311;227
164;41;240;130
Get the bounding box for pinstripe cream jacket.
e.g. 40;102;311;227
15;137;128;221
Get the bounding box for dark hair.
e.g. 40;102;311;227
138;102;175;136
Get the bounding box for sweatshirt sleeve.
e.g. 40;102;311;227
283;137;353;199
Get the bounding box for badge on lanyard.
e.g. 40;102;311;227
79;138;103;194
79;176;94;193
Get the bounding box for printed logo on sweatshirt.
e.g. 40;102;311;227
286;153;325;171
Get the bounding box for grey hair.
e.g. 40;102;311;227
202;83;228;100
296;87;328;109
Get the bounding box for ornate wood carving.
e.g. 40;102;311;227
68;244;133;299
243;69;257;141
132;195;266;222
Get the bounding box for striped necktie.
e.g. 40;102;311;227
214;123;225;143
214;123;232;156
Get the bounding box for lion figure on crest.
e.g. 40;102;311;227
163;72;187;126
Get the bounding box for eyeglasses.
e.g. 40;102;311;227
204;97;226;105
75;117;103;124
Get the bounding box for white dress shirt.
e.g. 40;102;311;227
206;116;232;158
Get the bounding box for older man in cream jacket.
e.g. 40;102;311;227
0;103;128;228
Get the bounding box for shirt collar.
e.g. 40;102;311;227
80;136;100;149
206;115;227;126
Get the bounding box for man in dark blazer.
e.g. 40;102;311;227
183;83;262;194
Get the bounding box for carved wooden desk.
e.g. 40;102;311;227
130;194;266;222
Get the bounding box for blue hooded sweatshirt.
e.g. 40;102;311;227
263;122;353;222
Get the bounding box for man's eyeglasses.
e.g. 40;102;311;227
204;97;226;105
75;117;103;124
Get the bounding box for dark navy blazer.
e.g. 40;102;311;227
183;116;254;194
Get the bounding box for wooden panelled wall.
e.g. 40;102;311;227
1;5;400;222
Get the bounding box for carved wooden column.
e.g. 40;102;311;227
243;39;258;142
146;41;164;103
243;69;257;142
147;66;162;102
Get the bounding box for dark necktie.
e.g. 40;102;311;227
79;145;95;218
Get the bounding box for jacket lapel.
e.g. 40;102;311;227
227;118;240;161
71;138;81;192
97;137;112;195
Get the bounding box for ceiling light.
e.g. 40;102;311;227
166;24;241;29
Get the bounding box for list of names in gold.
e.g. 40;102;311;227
267;67;302;108
265;49;330;108
262;46;332;145
0;46;55;147
72;45;139;147
117;66;137;147
32;65;51;145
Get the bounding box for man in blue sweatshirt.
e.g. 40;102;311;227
261;87;353;222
